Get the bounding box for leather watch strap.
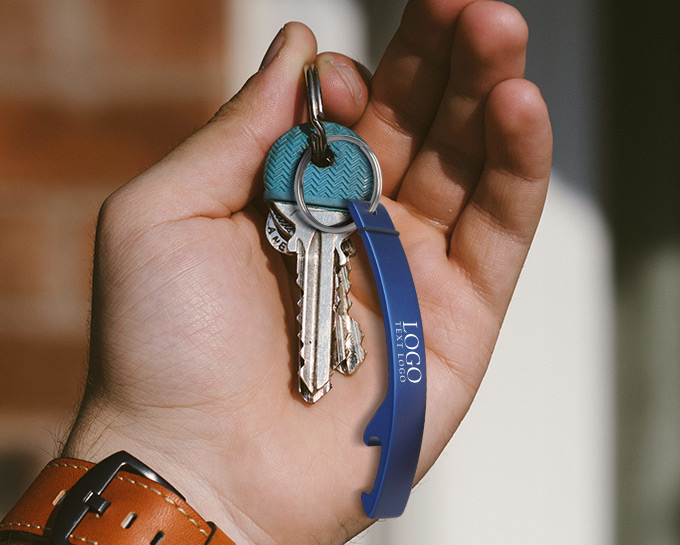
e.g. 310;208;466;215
0;454;235;545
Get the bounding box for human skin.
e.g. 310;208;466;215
41;1;554;544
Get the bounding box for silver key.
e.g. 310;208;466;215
270;202;350;403
267;206;365;375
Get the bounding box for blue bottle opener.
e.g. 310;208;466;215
348;200;427;519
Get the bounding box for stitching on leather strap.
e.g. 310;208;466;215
0;522;98;545
116;476;210;538
46;462;90;472
0;521;52;532
69;535;100;544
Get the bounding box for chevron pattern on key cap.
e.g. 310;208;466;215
264;122;373;210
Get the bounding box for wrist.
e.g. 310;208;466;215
1;452;234;545
60;403;275;545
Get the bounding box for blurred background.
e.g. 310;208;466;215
0;1;677;544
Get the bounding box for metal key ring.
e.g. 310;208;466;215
294;134;382;234
304;64;333;166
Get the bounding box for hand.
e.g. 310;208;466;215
62;2;552;544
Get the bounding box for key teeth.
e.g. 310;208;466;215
337;330;366;375
294;250;333;404
334;257;366;375
335;337;365;375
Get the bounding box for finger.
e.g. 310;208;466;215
316;52;370;127
108;23;316;224
107;24;368;226
449;78;552;315
397;1;529;229
353;0;479;196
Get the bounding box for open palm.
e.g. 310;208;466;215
63;2;552;544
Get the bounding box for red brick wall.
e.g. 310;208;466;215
0;0;226;516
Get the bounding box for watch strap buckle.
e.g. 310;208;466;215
50;451;185;545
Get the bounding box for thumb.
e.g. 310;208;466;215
114;22;318;223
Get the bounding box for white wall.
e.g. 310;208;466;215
223;0;367;97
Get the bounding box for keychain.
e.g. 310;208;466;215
263;64;426;518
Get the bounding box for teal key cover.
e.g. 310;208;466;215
263;122;373;210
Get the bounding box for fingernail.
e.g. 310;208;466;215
260;27;285;70
328;58;363;104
